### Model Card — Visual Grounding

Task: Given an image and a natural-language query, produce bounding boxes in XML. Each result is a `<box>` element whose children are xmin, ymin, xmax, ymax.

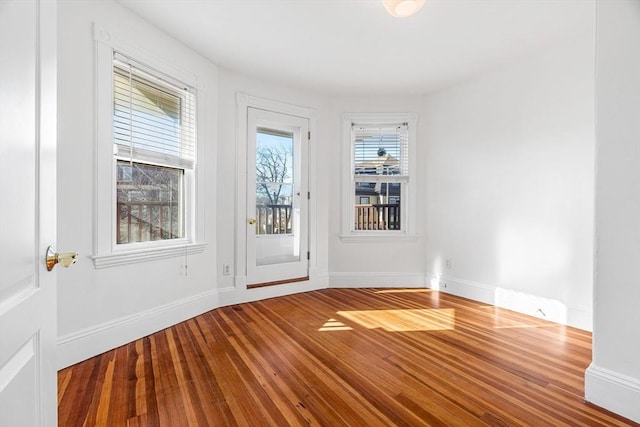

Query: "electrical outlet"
<box><xmin>445</xmin><ymin>258</ymin><xmax>452</xmax><ymax>269</ymax></box>
<box><xmin>223</xmin><ymin>264</ymin><xmax>231</xmax><ymax>275</ymax></box>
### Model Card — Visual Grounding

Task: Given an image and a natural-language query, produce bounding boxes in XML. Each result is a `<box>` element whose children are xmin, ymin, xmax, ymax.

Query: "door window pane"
<box><xmin>255</xmin><ymin>127</ymin><xmax>294</xmax><ymax>235</ymax></box>
<box><xmin>254</xmin><ymin>127</ymin><xmax>299</xmax><ymax>265</ymax></box>
<box><xmin>255</xmin><ymin>184</ymin><xmax>293</xmax><ymax>235</ymax></box>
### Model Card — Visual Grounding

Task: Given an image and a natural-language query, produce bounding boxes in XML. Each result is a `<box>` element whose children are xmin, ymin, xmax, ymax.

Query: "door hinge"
<box><xmin>308</xmin><ymin>130</ymin><xmax>311</xmax><ymax>140</ymax></box>
<box><xmin>307</xmin><ymin>191</ymin><xmax>311</xmax><ymax>200</ymax></box>
<box><xmin>307</xmin><ymin>251</ymin><xmax>310</xmax><ymax>260</ymax></box>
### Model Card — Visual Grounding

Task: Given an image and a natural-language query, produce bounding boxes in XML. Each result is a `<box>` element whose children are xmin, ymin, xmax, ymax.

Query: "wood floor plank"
<box><xmin>57</xmin><ymin>367</ymin><xmax>72</xmax><ymax>406</ymax></box>
<box><xmin>58</xmin><ymin>289</ymin><xmax>639</xmax><ymax>426</ymax></box>
<box><xmin>240</xmin><ymin>304</ymin><xmax>399</xmax><ymax>426</ymax></box>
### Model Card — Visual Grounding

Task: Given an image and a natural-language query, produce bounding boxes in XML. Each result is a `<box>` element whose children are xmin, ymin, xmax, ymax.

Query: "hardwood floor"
<box><xmin>58</xmin><ymin>288</ymin><xmax>638</xmax><ymax>426</ymax></box>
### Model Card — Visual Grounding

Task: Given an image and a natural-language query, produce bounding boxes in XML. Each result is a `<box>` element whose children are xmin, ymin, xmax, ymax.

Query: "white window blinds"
<box><xmin>352</xmin><ymin>123</ymin><xmax>409</xmax><ymax>178</ymax></box>
<box><xmin>113</xmin><ymin>52</ymin><xmax>196</xmax><ymax>169</ymax></box>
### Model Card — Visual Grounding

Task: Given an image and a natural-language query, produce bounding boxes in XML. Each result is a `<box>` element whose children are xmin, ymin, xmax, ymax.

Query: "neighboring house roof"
<box><xmin>355</xmin><ymin>154</ymin><xmax>399</xmax><ymax>175</ymax></box>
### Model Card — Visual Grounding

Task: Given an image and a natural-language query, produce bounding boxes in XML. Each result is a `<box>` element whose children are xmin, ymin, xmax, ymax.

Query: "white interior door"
<box><xmin>0</xmin><ymin>0</ymin><xmax>58</xmax><ymax>425</ymax></box>
<box><xmin>247</xmin><ymin>108</ymin><xmax>309</xmax><ymax>285</ymax></box>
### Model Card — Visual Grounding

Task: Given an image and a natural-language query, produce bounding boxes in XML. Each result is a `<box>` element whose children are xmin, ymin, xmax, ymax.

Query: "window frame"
<box><xmin>92</xmin><ymin>24</ymin><xmax>206</xmax><ymax>268</ymax></box>
<box><xmin>112</xmin><ymin>53</ymin><xmax>194</xmax><ymax>246</ymax></box>
<box><xmin>340</xmin><ymin>112</ymin><xmax>418</xmax><ymax>242</ymax></box>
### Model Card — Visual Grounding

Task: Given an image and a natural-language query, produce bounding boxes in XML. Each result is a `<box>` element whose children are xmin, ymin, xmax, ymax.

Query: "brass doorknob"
<box><xmin>248</xmin><ymin>218</ymin><xmax>256</xmax><ymax>225</ymax></box>
<box><xmin>46</xmin><ymin>245</ymin><xmax>78</xmax><ymax>271</ymax></box>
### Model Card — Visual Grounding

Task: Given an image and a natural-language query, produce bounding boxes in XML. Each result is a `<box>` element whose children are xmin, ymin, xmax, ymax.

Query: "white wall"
<box><xmin>585</xmin><ymin>0</ymin><xmax>640</xmax><ymax>422</ymax></box>
<box><xmin>56</xmin><ymin>0</ymin><xmax>330</xmax><ymax>369</ymax></box>
<box><xmin>423</xmin><ymin>31</ymin><xmax>595</xmax><ymax>330</ymax></box>
<box><xmin>327</xmin><ymin>96</ymin><xmax>428</xmax><ymax>287</ymax></box>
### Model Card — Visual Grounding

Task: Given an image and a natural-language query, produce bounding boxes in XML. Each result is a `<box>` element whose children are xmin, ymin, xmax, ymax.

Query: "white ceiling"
<box><xmin>117</xmin><ymin>0</ymin><xmax>594</xmax><ymax>96</ymax></box>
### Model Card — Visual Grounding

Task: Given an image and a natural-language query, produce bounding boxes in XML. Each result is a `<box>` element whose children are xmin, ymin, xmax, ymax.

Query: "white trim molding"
<box><xmin>426</xmin><ymin>272</ymin><xmax>593</xmax><ymax>331</ymax></box>
<box><xmin>585</xmin><ymin>363</ymin><xmax>640</xmax><ymax>423</ymax></box>
<box><xmin>57</xmin><ymin>287</ymin><xmax>221</xmax><ymax>369</ymax></box>
<box><xmin>91</xmin><ymin>242</ymin><xmax>207</xmax><ymax>268</ymax></box>
<box><xmin>219</xmin><ymin>278</ymin><xmax>325</xmax><ymax>307</ymax></box>
<box><xmin>339</xmin><ymin>234</ymin><xmax>419</xmax><ymax>243</ymax></box>
<box><xmin>329</xmin><ymin>272</ymin><xmax>426</xmax><ymax>288</ymax></box>
<box><xmin>57</xmin><ymin>276</ymin><xmax>327</xmax><ymax>369</ymax></box>
<box><xmin>427</xmin><ymin>273</ymin><xmax>495</xmax><ymax>305</ymax></box>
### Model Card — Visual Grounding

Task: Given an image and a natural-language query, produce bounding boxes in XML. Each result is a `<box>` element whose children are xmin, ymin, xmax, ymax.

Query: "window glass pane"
<box><xmin>353</xmin><ymin>125</ymin><xmax>407</xmax><ymax>176</ymax></box>
<box><xmin>354</xmin><ymin>182</ymin><xmax>401</xmax><ymax>231</ymax></box>
<box><xmin>116</xmin><ymin>160</ymin><xmax>184</xmax><ymax>244</ymax></box>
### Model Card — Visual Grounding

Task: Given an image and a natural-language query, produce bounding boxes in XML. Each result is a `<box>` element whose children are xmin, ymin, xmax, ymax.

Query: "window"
<box><xmin>112</xmin><ymin>53</ymin><xmax>195</xmax><ymax>245</ymax></box>
<box><xmin>341</xmin><ymin>113</ymin><xmax>417</xmax><ymax>240</ymax></box>
<box><xmin>92</xmin><ymin>26</ymin><xmax>208</xmax><ymax>268</ymax></box>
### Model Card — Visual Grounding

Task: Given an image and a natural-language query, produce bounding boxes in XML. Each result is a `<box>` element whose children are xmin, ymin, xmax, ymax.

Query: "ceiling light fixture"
<box><xmin>382</xmin><ymin>0</ymin><xmax>426</xmax><ymax>18</ymax></box>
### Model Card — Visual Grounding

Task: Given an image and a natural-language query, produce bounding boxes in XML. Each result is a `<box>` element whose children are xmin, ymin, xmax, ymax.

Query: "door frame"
<box><xmin>235</xmin><ymin>94</ymin><xmax>317</xmax><ymax>290</ymax></box>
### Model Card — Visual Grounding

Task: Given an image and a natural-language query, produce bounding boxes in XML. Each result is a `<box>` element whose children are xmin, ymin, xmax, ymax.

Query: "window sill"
<box><xmin>339</xmin><ymin>234</ymin><xmax>419</xmax><ymax>243</ymax></box>
<box><xmin>92</xmin><ymin>242</ymin><xmax>207</xmax><ymax>269</ymax></box>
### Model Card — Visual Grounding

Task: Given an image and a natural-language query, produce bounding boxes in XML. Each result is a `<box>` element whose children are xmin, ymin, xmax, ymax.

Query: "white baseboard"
<box><xmin>219</xmin><ymin>277</ymin><xmax>327</xmax><ymax>307</ymax></box>
<box><xmin>329</xmin><ymin>272</ymin><xmax>426</xmax><ymax>288</ymax></box>
<box><xmin>427</xmin><ymin>273</ymin><xmax>592</xmax><ymax>331</ymax></box>
<box><xmin>58</xmin><ymin>271</ymin><xmax>591</xmax><ymax>370</ymax></box>
<box><xmin>57</xmin><ymin>288</ymin><xmax>221</xmax><ymax>370</ymax></box>
<box><xmin>428</xmin><ymin>274</ymin><xmax>495</xmax><ymax>304</ymax></box>
<box><xmin>57</xmin><ymin>277</ymin><xmax>328</xmax><ymax>369</ymax></box>
<box><xmin>585</xmin><ymin>363</ymin><xmax>640</xmax><ymax>423</ymax></box>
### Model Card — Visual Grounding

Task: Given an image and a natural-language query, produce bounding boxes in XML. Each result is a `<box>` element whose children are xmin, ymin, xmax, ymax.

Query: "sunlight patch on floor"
<box><xmin>318</xmin><ymin>318</ymin><xmax>353</xmax><ymax>332</ymax></box>
<box><xmin>336</xmin><ymin>308</ymin><xmax>455</xmax><ymax>332</ymax></box>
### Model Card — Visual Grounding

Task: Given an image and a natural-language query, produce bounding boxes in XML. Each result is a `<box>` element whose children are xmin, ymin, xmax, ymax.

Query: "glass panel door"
<box><xmin>247</xmin><ymin>108</ymin><xmax>308</xmax><ymax>285</ymax></box>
